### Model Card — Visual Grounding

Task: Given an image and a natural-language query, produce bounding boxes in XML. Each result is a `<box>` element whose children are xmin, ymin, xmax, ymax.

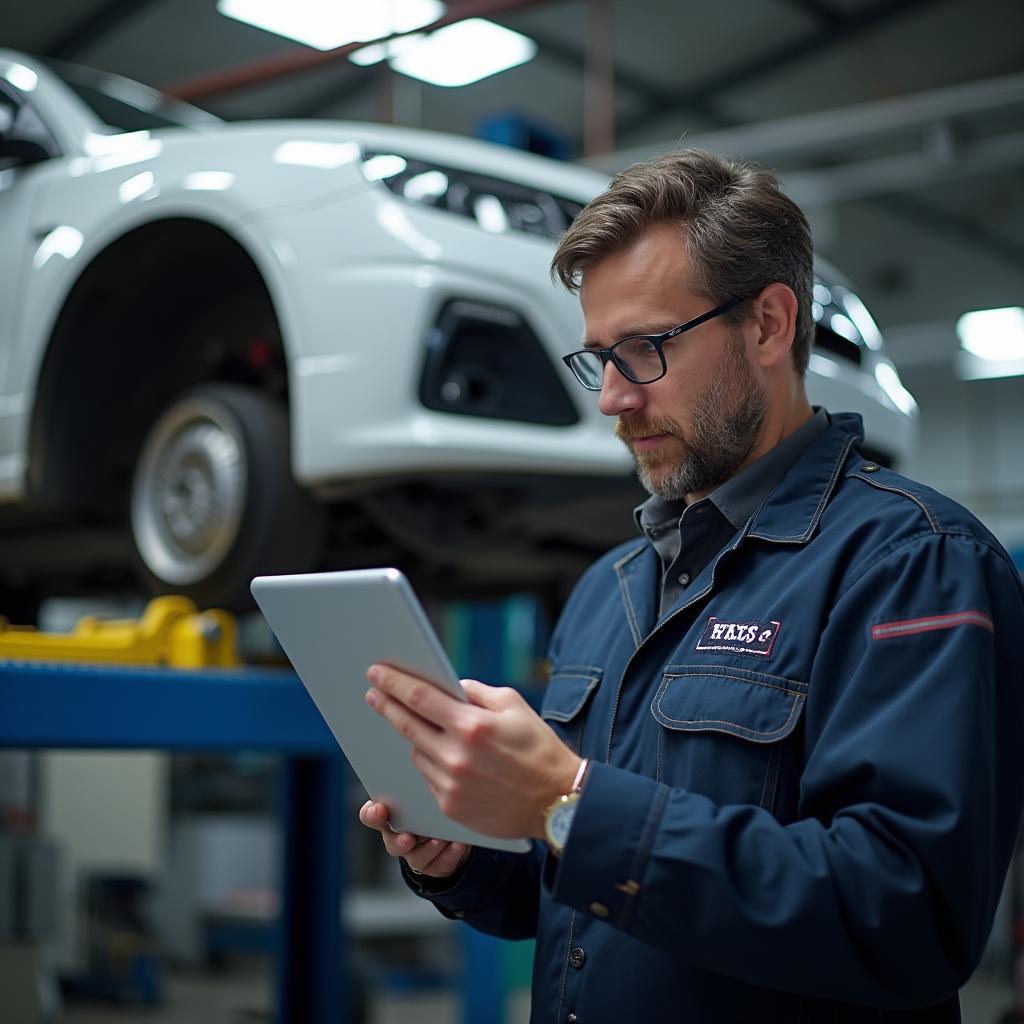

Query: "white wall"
<box><xmin>40</xmin><ymin>751</ymin><xmax>167</xmax><ymax>971</ymax></box>
<box><xmin>900</xmin><ymin>364</ymin><xmax>1024</xmax><ymax>558</ymax></box>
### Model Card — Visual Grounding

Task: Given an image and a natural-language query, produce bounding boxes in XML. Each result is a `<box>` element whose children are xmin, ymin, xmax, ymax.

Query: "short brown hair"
<box><xmin>551</xmin><ymin>149</ymin><xmax>815</xmax><ymax>376</ymax></box>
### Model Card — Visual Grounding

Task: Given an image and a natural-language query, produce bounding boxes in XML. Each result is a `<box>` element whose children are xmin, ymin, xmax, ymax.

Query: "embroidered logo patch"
<box><xmin>696</xmin><ymin>617</ymin><xmax>780</xmax><ymax>658</ymax></box>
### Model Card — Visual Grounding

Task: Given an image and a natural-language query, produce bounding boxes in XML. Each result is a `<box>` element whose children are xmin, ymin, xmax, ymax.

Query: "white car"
<box><xmin>0</xmin><ymin>50</ymin><xmax>917</xmax><ymax>610</ymax></box>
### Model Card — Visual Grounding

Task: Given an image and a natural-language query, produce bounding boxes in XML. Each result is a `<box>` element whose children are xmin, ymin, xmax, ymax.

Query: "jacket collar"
<box><xmin>745</xmin><ymin>411</ymin><xmax>863</xmax><ymax>543</ymax></box>
<box><xmin>614</xmin><ymin>412</ymin><xmax>864</xmax><ymax>639</ymax></box>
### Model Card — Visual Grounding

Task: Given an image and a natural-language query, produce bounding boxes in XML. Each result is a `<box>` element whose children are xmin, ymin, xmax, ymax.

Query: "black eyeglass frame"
<box><xmin>561</xmin><ymin>294</ymin><xmax>749</xmax><ymax>391</ymax></box>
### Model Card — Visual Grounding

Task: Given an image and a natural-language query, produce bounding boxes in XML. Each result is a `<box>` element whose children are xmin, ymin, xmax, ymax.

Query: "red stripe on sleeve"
<box><xmin>871</xmin><ymin>610</ymin><xmax>994</xmax><ymax>641</ymax></box>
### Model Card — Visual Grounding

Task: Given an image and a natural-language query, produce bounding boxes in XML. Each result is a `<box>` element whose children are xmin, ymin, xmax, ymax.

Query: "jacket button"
<box><xmin>677</xmin><ymin>571</ymin><xmax>690</xmax><ymax>586</ymax></box>
<box><xmin>861</xmin><ymin>462</ymin><xmax>880</xmax><ymax>472</ymax></box>
<box><xmin>589</xmin><ymin>900</ymin><xmax>610</xmax><ymax>919</ymax></box>
<box><xmin>570</xmin><ymin>947</ymin><xmax>586</xmax><ymax>968</ymax></box>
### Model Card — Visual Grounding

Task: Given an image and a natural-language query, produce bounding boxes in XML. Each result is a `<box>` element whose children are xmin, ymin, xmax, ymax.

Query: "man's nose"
<box><xmin>597</xmin><ymin>359</ymin><xmax>644</xmax><ymax>417</ymax></box>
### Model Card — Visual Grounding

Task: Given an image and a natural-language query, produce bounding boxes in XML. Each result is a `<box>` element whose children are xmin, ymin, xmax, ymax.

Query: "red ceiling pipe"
<box><xmin>376</xmin><ymin>63</ymin><xmax>395</xmax><ymax>125</ymax></box>
<box><xmin>583</xmin><ymin>0</ymin><xmax>615</xmax><ymax>157</ymax></box>
<box><xmin>164</xmin><ymin>0</ymin><xmax>560</xmax><ymax>102</ymax></box>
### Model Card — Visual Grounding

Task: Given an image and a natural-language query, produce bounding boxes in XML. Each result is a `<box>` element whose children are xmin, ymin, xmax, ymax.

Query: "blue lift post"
<box><xmin>446</xmin><ymin>595</ymin><xmax>549</xmax><ymax>1024</ymax></box>
<box><xmin>0</xmin><ymin>661</ymin><xmax>347</xmax><ymax>1024</ymax></box>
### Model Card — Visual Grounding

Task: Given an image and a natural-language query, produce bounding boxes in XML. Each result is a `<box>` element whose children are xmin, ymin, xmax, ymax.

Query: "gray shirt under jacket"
<box><xmin>634</xmin><ymin>407</ymin><xmax>828</xmax><ymax>616</ymax></box>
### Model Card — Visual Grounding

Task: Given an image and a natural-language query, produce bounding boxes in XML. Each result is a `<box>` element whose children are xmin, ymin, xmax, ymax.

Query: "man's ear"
<box><xmin>750</xmin><ymin>283</ymin><xmax>798</xmax><ymax>369</ymax></box>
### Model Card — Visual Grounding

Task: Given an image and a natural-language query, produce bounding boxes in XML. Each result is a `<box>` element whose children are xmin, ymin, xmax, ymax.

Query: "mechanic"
<box><xmin>359</xmin><ymin>149</ymin><xmax>1024</xmax><ymax>1022</ymax></box>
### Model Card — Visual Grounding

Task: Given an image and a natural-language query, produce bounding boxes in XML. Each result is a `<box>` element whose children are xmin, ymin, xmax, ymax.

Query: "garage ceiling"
<box><xmin>6</xmin><ymin>0</ymin><xmax>1023</xmax><ymax>372</ymax></box>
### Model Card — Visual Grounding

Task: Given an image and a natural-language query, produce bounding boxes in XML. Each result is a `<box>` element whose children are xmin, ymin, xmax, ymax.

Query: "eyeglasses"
<box><xmin>561</xmin><ymin>295</ymin><xmax>747</xmax><ymax>391</ymax></box>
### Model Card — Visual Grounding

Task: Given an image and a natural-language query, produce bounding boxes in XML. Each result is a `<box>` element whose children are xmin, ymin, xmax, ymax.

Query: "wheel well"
<box><xmin>28</xmin><ymin>218</ymin><xmax>287</xmax><ymax>518</ymax></box>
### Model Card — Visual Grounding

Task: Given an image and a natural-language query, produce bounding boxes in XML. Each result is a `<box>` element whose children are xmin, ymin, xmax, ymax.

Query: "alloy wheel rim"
<box><xmin>131</xmin><ymin>398</ymin><xmax>247</xmax><ymax>586</ymax></box>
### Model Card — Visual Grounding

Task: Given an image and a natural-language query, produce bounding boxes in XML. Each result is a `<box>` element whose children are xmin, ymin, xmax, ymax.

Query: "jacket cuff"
<box><xmin>401</xmin><ymin>844</ymin><xmax>532</xmax><ymax>919</ymax></box>
<box><xmin>544</xmin><ymin>761</ymin><xmax>668</xmax><ymax>930</ymax></box>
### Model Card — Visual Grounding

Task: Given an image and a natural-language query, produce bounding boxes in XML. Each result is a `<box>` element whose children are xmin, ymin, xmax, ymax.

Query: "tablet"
<box><xmin>250</xmin><ymin>568</ymin><xmax>530</xmax><ymax>853</ymax></box>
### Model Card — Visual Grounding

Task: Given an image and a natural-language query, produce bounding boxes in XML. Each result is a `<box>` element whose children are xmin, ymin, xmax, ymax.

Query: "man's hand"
<box><xmin>358</xmin><ymin>799</ymin><xmax>471</xmax><ymax>878</ymax></box>
<box><xmin>365</xmin><ymin>665</ymin><xmax>581</xmax><ymax>840</ymax></box>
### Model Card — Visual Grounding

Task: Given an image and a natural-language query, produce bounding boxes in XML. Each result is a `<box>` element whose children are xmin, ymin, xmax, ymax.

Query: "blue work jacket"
<box><xmin>408</xmin><ymin>411</ymin><xmax>1024</xmax><ymax>1023</ymax></box>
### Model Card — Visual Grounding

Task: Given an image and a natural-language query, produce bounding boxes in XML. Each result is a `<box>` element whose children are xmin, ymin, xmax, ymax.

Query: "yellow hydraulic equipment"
<box><xmin>0</xmin><ymin>596</ymin><xmax>239</xmax><ymax>668</ymax></box>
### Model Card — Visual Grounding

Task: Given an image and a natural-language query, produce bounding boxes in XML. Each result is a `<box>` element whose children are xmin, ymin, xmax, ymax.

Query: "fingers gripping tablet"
<box><xmin>251</xmin><ymin>568</ymin><xmax>530</xmax><ymax>853</ymax></box>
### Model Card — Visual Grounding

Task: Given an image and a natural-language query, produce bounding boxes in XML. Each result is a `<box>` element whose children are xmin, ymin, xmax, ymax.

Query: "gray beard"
<box><xmin>635</xmin><ymin>344</ymin><xmax>769</xmax><ymax>501</ymax></box>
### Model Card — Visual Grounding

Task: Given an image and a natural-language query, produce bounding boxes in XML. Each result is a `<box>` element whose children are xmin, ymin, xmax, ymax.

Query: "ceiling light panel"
<box><xmin>956</xmin><ymin>306</ymin><xmax>1024</xmax><ymax>380</ymax></box>
<box><xmin>217</xmin><ymin>0</ymin><xmax>445</xmax><ymax>51</ymax></box>
<box><xmin>957</xmin><ymin>307</ymin><xmax>1024</xmax><ymax>362</ymax></box>
<box><xmin>352</xmin><ymin>18</ymin><xmax>537</xmax><ymax>87</ymax></box>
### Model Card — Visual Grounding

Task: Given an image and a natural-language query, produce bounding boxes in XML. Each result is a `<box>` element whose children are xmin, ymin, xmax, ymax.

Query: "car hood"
<box><xmin>140</xmin><ymin>118</ymin><xmax>610</xmax><ymax>205</ymax></box>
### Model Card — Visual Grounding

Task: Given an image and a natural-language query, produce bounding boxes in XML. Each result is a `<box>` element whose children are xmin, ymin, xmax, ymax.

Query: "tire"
<box><xmin>129</xmin><ymin>383</ymin><xmax>324</xmax><ymax>610</ymax></box>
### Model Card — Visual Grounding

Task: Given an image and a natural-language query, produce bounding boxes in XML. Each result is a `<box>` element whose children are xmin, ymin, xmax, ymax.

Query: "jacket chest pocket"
<box><xmin>540</xmin><ymin>666</ymin><xmax>602</xmax><ymax>754</ymax></box>
<box><xmin>651</xmin><ymin>664</ymin><xmax>806</xmax><ymax>813</ymax></box>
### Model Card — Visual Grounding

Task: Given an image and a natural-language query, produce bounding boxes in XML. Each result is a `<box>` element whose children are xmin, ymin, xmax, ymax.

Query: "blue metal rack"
<box><xmin>0</xmin><ymin>660</ymin><xmax>348</xmax><ymax>1023</ymax></box>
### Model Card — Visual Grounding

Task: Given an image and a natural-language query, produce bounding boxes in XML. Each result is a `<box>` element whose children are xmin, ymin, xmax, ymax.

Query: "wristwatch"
<box><xmin>543</xmin><ymin>758</ymin><xmax>590</xmax><ymax>856</ymax></box>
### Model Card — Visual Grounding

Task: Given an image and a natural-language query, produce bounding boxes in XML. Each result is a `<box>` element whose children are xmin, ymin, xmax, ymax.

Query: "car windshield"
<box><xmin>41</xmin><ymin>56</ymin><xmax>221</xmax><ymax>133</ymax></box>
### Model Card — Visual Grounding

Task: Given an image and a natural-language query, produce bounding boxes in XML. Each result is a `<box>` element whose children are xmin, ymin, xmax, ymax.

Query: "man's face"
<box><xmin>579</xmin><ymin>223</ymin><xmax>768</xmax><ymax>502</ymax></box>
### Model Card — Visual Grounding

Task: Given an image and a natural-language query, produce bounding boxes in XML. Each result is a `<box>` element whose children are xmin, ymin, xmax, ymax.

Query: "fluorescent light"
<box><xmin>352</xmin><ymin>18</ymin><xmax>537</xmax><ymax>87</ymax></box>
<box><xmin>956</xmin><ymin>307</ymin><xmax>1024</xmax><ymax>362</ymax></box>
<box><xmin>217</xmin><ymin>0</ymin><xmax>445</xmax><ymax>51</ymax></box>
<box><xmin>956</xmin><ymin>307</ymin><xmax>1024</xmax><ymax>380</ymax></box>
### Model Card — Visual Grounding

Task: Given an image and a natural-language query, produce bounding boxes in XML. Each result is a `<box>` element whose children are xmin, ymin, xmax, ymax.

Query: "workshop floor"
<box><xmin>59</xmin><ymin>963</ymin><xmax>532</xmax><ymax>1024</ymax></box>
<box><xmin>57</xmin><ymin>964</ymin><xmax>1013</xmax><ymax>1023</ymax></box>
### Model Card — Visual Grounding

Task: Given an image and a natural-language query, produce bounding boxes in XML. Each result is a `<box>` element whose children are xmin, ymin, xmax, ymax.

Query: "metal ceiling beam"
<box><xmin>615</xmin><ymin>0</ymin><xmax>945</xmax><ymax>140</ymax></box>
<box><xmin>163</xmin><ymin>0</ymin><xmax>560</xmax><ymax>103</ymax></box>
<box><xmin>782</xmin><ymin>130</ymin><xmax>1024</xmax><ymax>207</ymax></box>
<box><xmin>43</xmin><ymin>0</ymin><xmax>160</xmax><ymax>61</ymax></box>
<box><xmin>592</xmin><ymin>68</ymin><xmax>1024</xmax><ymax>283</ymax></box>
<box><xmin>596</xmin><ymin>71</ymin><xmax>1024</xmax><ymax>170</ymax></box>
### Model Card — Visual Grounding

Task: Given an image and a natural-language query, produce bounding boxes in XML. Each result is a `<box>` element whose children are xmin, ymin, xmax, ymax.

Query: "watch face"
<box><xmin>546</xmin><ymin>795</ymin><xmax>579</xmax><ymax>849</ymax></box>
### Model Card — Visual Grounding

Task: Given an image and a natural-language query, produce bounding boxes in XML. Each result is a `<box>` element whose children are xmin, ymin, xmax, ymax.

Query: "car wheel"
<box><xmin>130</xmin><ymin>383</ymin><xmax>324</xmax><ymax>610</ymax></box>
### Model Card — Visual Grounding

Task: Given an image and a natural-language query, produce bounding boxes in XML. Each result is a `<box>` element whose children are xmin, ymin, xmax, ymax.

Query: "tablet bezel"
<box><xmin>251</xmin><ymin>568</ymin><xmax>531</xmax><ymax>854</ymax></box>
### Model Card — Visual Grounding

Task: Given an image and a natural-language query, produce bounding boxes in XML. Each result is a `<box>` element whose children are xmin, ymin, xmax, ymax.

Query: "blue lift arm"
<box><xmin>0</xmin><ymin>661</ymin><xmax>347</xmax><ymax>1024</ymax></box>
